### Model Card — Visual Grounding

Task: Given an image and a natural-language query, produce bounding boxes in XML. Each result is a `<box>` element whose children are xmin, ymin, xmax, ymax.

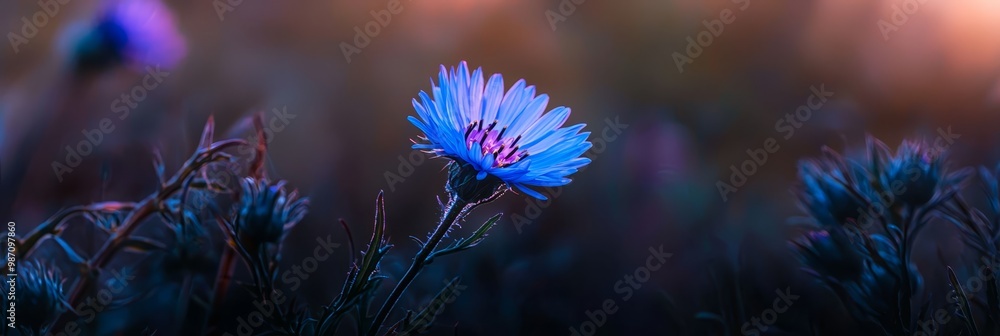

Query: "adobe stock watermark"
<box><xmin>383</xmin><ymin>150</ymin><xmax>434</xmax><ymax>193</ymax></box>
<box><xmin>569</xmin><ymin>245</ymin><xmax>671</xmax><ymax>336</ymax></box>
<box><xmin>716</xmin><ymin>84</ymin><xmax>834</xmax><ymax>202</ymax></box>
<box><xmin>512</xmin><ymin>116</ymin><xmax>628</xmax><ymax>234</ymax></box>
<box><xmin>912</xmin><ymin>256</ymin><xmax>1000</xmax><ymax>336</ymax></box>
<box><xmin>213</xmin><ymin>0</ymin><xmax>246</xmax><ymax>21</ymax></box>
<box><xmin>340</xmin><ymin>0</ymin><xmax>413</xmax><ymax>63</ymax></box>
<box><xmin>397</xmin><ymin>279</ymin><xmax>468</xmax><ymax>335</ymax></box>
<box><xmin>49</xmin><ymin>268</ymin><xmax>136</xmax><ymax>336</ymax></box>
<box><xmin>232</xmin><ymin>107</ymin><xmax>297</xmax><ymax>162</ymax></box>
<box><xmin>672</xmin><ymin>0</ymin><xmax>750</xmax><ymax>73</ymax></box>
<box><xmin>5</xmin><ymin>222</ymin><xmax>14</xmax><ymax>330</ymax></box>
<box><xmin>188</xmin><ymin>106</ymin><xmax>298</xmax><ymax>210</ymax></box>
<box><xmin>740</xmin><ymin>287</ymin><xmax>799</xmax><ymax>336</ymax></box>
<box><xmin>545</xmin><ymin>0</ymin><xmax>589</xmax><ymax>32</ymax></box>
<box><xmin>51</xmin><ymin>65</ymin><xmax>171</xmax><ymax>182</ymax></box>
<box><xmin>7</xmin><ymin>0</ymin><xmax>73</xmax><ymax>54</ymax></box>
<box><xmin>224</xmin><ymin>235</ymin><xmax>339</xmax><ymax>336</ymax></box>
<box><xmin>279</xmin><ymin>235</ymin><xmax>340</xmax><ymax>291</ymax></box>
<box><xmin>877</xmin><ymin>0</ymin><xmax>929</xmax><ymax>41</ymax></box>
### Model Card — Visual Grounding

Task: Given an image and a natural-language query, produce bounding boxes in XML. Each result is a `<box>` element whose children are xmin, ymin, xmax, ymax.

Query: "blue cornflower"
<box><xmin>408</xmin><ymin>61</ymin><xmax>592</xmax><ymax>201</ymax></box>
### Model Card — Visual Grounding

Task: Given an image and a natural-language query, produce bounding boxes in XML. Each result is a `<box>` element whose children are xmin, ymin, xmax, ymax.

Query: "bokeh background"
<box><xmin>3</xmin><ymin>0</ymin><xmax>1000</xmax><ymax>335</ymax></box>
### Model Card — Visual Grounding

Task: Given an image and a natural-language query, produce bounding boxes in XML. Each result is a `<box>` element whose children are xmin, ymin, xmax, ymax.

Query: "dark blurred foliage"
<box><xmin>4</xmin><ymin>0</ymin><xmax>1000</xmax><ymax>335</ymax></box>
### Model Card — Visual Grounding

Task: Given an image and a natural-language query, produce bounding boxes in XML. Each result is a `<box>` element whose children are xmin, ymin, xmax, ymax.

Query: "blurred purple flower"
<box><xmin>59</xmin><ymin>0</ymin><xmax>186</xmax><ymax>72</ymax></box>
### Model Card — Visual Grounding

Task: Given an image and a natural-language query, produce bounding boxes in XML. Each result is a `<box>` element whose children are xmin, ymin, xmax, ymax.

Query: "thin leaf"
<box><xmin>318</xmin><ymin>192</ymin><xmax>393</xmax><ymax>335</ymax></box>
<box><xmin>199</xmin><ymin>115</ymin><xmax>215</xmax><ymax>149</ymax></box>
<box><xmin>397</xmin><ymin>277</ymin><xmax>463</xmax><ymax>335</ymax></box>
<box><xmin>152</xmin><ymin>147</ymin><xmax>166</xmax><ymax>187</ymax></box>
<box><xmin>428</xmin><ymin>213</ymin><xmax>502</xmax><ymax>261</ymax></box>
<box><xmin>948</xmin><ymin>266</ymin><xmax>982</xmax><ymax>336</ymax></box>
<box><xmin>340</xmin><ymin>218</ymin><xmax>357</xmax><ymax>268</ymax></box>
<box><xmin>986</xmin><ymin>266</ymin><xmax>1000</xmax><ymax>327</ymax></box>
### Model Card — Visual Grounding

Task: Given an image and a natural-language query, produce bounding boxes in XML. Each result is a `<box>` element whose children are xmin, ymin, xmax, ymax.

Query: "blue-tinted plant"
<box><xmin>209</xmin><ymin>174</ymin><xmax>309</xmax><ymax>333</ymax></box>
<box><xmin>367</xmin><ymin>61</ymin><xmax>592</xmax><ymax>335</ymax></box>
<box><xmin>882</xmin><ymin>141</ymin><xmax>946</xmax><ymax>207</ymax></box>
<box><xmin>233</xmin><ymin>178</ymin><xmax>308</xmax><ymax>251</ymax></box>
<box><xmin>790</xmin><ymin>136</ymin><xmax>969</xmax><ymax>334</ymax></box>
<box><xmin>302</xmin><ymin>195</ymin><xmax>392</xmax><ymax>335</ymax></box>
<box><xmin>936</xmin><ymin>164</ymin><xmax>1000</xmax><ymax>335</ymax></box>
<box><xmin>7</xmin><ymin>261</ymin><xmax>66</xmax><ymax>335</ymax></box>
<box><xmin>213</xmin><ymin>176</ymin><xmax>308</xmax><ymax>297</ymax></box>
<box><xmin>797</xmin><ymin>151</ymin><xmax>870</xmax><ymax>229</ymax></box>
<box><xmin>207</xmin><ymin>113</ymin><xmax>310</xmax><ymax>334</ymax></box>
<box><xmin>791</xmin><ymin>228</ymin><xmax>867</xmax><ymax>283</ymax></box>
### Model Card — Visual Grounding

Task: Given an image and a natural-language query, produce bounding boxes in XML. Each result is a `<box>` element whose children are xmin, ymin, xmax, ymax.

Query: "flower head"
<box><xmin>409</xmin><ymin>61</ymin><xmax>592</xmax><ymax>201</ymax></box>
<box><xmin>61</xmin><ymin>0</ymin><xmax>186</xmax><ymax>73</ymax></box>
<box><xmin>797</xmin><ymin>156</ymin><xmax>869</xmax><ymax>227</ymax></box>
<box><xmin>17</xmin><ymin>261</ymin><xmax>66</xmax><ymax>333</ymax></box>
<box><xmin>882</xmin><ymin>140</ymin><xmax>947</xmax><ymax>207</ymax></box>
<box><xmin>234</xmin><ymin>178</ymin><xmax>309</xmax><ymax>248</ymax></box>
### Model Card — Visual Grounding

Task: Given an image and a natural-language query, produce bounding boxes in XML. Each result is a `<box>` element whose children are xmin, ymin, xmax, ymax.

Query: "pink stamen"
<box><xmin>464</xmin><ymin>120</ymin><xmax>528</xmax><ymax>168</ymax></box>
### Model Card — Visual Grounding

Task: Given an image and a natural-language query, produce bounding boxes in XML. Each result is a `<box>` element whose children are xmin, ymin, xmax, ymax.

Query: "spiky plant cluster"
<box><xmin>216</xmin><ymin>176</ymin><xmax>308</xmax><ymax>298</ymax></box>
<box><xmin>18</xmin><ymin>116</ymin><xmax>244</xmax><ymax>334</ymax></box>
<box><xmin>935</xmin><ymin>164</ymin><xmax>1000</xmax><ymax>335</ymax></box>
<box><xmin>789</xmin><ymin>136</ymin><xmax>980</xmax><ymax>334</ymax></box>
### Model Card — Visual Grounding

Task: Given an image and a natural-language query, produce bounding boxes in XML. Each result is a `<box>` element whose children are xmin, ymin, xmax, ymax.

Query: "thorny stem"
<box><xmin>367</xmin><ymin>197</ymin><xmax>469</xmax><ymax>336</ymax></box>
<box><xmin>49</xmin><ymin>140</ymin><xmax>243</xmax><ymax>331</ymax></box>
<box><xmin>20</xmin><ymin>202</ymin><xmax>137</xmax><ymax>257</ymax></box>
<box><xmin>74</xmin><ymin>169</ymin><xmax>187</xmax><ymax>299</ymax></box>
<box><xmin>67</xmin><ymin>201</ymin><xmax>158</xmax><ymax>303</ymax></box>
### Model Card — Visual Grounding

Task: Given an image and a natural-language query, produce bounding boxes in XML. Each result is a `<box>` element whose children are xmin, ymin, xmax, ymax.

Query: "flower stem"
<box><xmin>367</xmin><ymin>197</ymin><xmax>468</xmax><ymax>336</ymax></box>
<box><xmin>898</xmin><ymin>207</ymin><xmax>916</xmax><ymax>332</ymax></box>
<box><xmin>206</xmin><ymin>247</ymin><xmax>237</xmax><ymax>331</ymax></box>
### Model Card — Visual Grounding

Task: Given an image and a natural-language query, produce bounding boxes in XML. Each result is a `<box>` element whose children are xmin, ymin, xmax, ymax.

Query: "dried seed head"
<box><xmin>234</xmin><ymin>177</ymin><xmax>309</xmax><ymax>249</ymax></box>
